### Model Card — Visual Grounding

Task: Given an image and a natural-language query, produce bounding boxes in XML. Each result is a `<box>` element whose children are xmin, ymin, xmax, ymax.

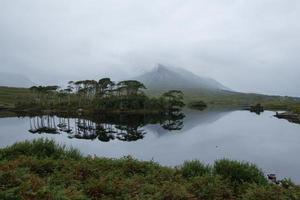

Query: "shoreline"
<box><xmin>274</xmin><ymin>111</ymin><xmax>300</xmax><ymax>124</ymax></box>
<box><xmin>0</xmin><ymin>107</ymin><xmax>169</xmax><ymax>118</ymax></box>
<box><xmin>1</xmin><ymin>105</ymin><xmax>300</xmax><ymax>126</ymax></box>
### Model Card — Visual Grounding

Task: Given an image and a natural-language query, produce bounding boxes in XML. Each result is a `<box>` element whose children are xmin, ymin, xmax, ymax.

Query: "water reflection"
<box><xmin>28</xmin><ymin>112</ymin><xmax>185</xmax><ymax>142</ymax></box>
<box><xmin>29</xmin><ymin>116</ymin><xmax>58</xmax><ymax>134</ymax></box>
<box><xmin>1</xmin><ymin>110</ymin><xmax>300</xmax><ymax>183</ymax></box>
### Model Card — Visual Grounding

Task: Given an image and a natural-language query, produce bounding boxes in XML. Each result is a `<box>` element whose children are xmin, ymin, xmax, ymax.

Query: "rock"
<box><xmin>250</xmin><ymin>104</ymin><xmax>264</xmax><ymax>113</ymax></box>
<box><xmin>244</xmin><ymin>103</ymin><xmax>264</xmax><ymax>114</ymax></box>
<box><xmin>267</xmin><ymin>174</ymin><xmax>277</xmax><ymax>184</ymax></box>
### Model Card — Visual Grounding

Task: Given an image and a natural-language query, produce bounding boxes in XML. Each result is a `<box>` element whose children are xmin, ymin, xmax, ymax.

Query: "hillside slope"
<box><xmin>0</xmin><ymin>72</ymin><xmax>34</xmax><ymax>88</ymax></box>
<box><xmin>135</xmin><ymin>64</ymin><xmax>230</xmax><ymax>91</ymax></box>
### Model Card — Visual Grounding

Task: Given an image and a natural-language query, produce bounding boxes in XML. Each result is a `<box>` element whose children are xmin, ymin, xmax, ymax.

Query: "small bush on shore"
<box><xmin>0</xmin><ymin>139</ymin><xmax>299</xmax><ymax>200</ymax></box>
<box><xmin>180</xmin><ymin>160</ymin><xmax>211</xmax><ymax>178</ymax></box>
<box><xmin>0</xmin><ymin>138</ymin><xmax>81</xmax><ymax>160</ymax></box>
<box><xmin>214</xmin><ymin>159</ymin><xmax>268</xmax><ymax>185</ymax></box>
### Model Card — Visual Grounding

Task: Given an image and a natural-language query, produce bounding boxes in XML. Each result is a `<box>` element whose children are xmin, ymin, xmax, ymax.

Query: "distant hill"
<box><xmin>0</xmin><ymin>72</ymin><xmax>34</xmax><ymax>88</ymax></box>
<box><xmin>134</xmin><ymin>64</ymin><xmax>231</xmax><ymax>92</ymax></box>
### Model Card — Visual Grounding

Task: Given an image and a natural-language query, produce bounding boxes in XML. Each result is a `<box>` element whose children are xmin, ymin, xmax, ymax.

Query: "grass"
<box><xmin>0</xmin><ymin>139</ymin><xmax>299</xmax><ymax>199</ymax></box>
<box><xmin>0</xmin><ymin>139</ymin><xmax>81</xmax><ymax>160</ymax></box>
<box><xmin>214</xmin><ymin>159</ymin><xmax>268</xmax><ymax>185</ymax></box>
<box><xmin>180</xmin><ymin>160</ymin><xmax>210</xmax><ymax>178</ymax></box>
<box><xmin>0</xmin><ymin>86</ymin><xmax>31</xmax><ymax>108</ymax></box>
<box><xmin>147</xmin><ymin>89</ymin><xmax>300</xmax><ymax>114</ymax></box>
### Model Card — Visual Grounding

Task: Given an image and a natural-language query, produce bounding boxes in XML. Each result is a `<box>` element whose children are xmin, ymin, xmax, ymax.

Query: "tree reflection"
<box><xmin>29</xmin><ymin>116</ymin><xmax>58</xmax><ymax>134</ymax></box>
<box><xmin>161</xmin><ymin>112</ymin><xmax>185</xmax><ymax>131</ymax></box>
<box><xmin>28</xmin><ymin>111</ymin><xmax>185</xmax><ymax>142</ymax></box>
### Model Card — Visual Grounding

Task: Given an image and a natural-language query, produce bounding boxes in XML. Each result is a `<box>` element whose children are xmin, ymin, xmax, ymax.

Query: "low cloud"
<box><xmin>0</xmin><ymin>0</ymin><xmax>299</xmax><ymax>96</ymax></box>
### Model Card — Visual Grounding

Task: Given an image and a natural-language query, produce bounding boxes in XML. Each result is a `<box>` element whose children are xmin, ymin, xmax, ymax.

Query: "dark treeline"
<box><xmin>16</xmin><ymin>78</ymin><xmax>185</xmax><ymax>114</ymax></box>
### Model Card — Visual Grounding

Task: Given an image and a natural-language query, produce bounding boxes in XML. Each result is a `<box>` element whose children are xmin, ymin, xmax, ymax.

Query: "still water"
<box><xmin>1</xmin><ymin>109</ymin><xmax>300</xmax><ymax>182</ymax></box>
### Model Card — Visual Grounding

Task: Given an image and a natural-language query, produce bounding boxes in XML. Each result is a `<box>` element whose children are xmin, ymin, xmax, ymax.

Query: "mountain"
<box><xmin>0</xmin><ymin>72</ymin><xmax>35</xmax><ymax>88</ymax></box>
<box><xmin>134</xmin><ymin>64</ymin><xmax>231</xmax><ymax>91</ymax></box>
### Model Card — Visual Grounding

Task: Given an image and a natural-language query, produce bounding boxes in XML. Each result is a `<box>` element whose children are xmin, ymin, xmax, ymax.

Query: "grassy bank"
<box><xmin>0</xmin><ymin>139</ymin><xmax>299</xmax><ymax>199</ymax></box>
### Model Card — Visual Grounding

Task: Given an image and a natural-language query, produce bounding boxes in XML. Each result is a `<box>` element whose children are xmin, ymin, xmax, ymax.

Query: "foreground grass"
<box><xmin>1</xmin><ymin>139</ymin><xmax>300</xmax><ymax>199</ymax></box>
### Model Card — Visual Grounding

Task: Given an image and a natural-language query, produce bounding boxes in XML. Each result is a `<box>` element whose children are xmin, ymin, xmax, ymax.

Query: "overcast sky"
<box><xmin>0</xmin><ymin>0</ymin><xmax>300</xmax><ymax>96</ymax></box>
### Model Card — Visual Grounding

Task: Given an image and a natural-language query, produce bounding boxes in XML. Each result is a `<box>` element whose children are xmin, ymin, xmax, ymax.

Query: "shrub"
<box><xmin>0</xmin><ymin>187</ymin><xmax>20</xmax><ymax>200</ymax></box>
<box><xmin>29</xmin><ymin>159</ymin><xmax>56</xmax><ymax>177</ymax></box>
<box><xmin>0</xmin><ymin>171</ymin><xmax>22</xmax><ymax>190</ymax></box>
<box><xmin>240</xmin><ymin>183</ymin><xmax>300</xmax><ymax>200</ymax></box>
<box><xmin>156</xmin><ymin>182</ymin><xmax>192</xmax><ymax>200</ymax></box>
<box><xmin>180</xmin><ymin>160</ymin><xmax>211</xmax><ymax>179</ymax></box>
<box><xmin>1</xmin><ymin>140</ymin><xmax>299</xmax><ymax>199</ymax></box>
<box><xmin>0</xmin><ymin>138</ymin><xmax>81</xmax><ymax>160</ymax></box>
<box><xmin>188</xmin><ymin>175</ymin><xmax>234</xmax><ymax>200</ymax></box>
<box><xmin>214</xmin><ymin>159</ymin><xmax>268</xmax><ymax>185</ymax></box>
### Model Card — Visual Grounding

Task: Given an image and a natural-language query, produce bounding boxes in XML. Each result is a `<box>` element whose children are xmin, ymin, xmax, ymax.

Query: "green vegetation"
<box><xmin>1</xmin><ymin>139</ymin><xmax>299</xmax><ymax>199</ymax></box>
<box><xmin>23</xmin><ymin>80</ymin><xmax>184</xmax><ymax>114</ymax></box>
<box><xmin>181</xmin><ymin>160</ymin><xmax>210</xmax><ymax>178</ymax></box>
<box><xmin>0</xmin><ymin>139</ymin><xmax>81</xmax><ymax>160</ymax></box>
<box><xmin>0</xmin><ymin>79</ymin><xmax>185</xmax><ymax>116</ymax></box>
<box><xmin>0</xmin><ymin>87</ymin><xmax>31</xmax><ymax>108</ymax></box>
<box><xmin>147</xmin><ymin>89</ymin><xmax>300</xmax><ymax>114</ymax></box>
<box><xmin>1</xmin><ymin>85</ymin><xmax>300</xmax><ymax>117</ymax></box>
<box><xmin>188</xmin><ymin>101</ymin><xmax>207</xmax><ymax>110</ymax></box>
<box><xmin>214</xmin><ymin>159</ymin><xmax>268</xmax><ymax>186</ymax></box>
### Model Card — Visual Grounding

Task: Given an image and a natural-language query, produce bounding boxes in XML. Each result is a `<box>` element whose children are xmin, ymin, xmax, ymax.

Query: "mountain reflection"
<box><xmin>28</xmin><ymin>112</ymin><xmax>185</xmax><ymax>142</ymax></box>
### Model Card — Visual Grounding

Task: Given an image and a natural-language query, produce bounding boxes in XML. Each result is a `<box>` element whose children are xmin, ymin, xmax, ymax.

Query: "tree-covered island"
<box><xmin>14</xmin><ymin>78</ymin><xmax>185</xmax><ymax>116</ymax></box>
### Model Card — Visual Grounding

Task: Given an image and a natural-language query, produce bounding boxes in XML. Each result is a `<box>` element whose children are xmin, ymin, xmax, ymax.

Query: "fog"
<box><xmin>0</xmin><ymin>0</ymin><xmax>300</xmax><ymax>96</ymax></box>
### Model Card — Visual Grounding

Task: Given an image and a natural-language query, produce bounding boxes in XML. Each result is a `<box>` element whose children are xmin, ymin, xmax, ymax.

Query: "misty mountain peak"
<box><xmin>135</xmin><ymin>64</ymin><xmax>230</xmax><ymax>92</ymax></box>
<box><xmin>154</xmin><ymin>63</ymin><xmax>170</xmax><ymax>73</ymax></box>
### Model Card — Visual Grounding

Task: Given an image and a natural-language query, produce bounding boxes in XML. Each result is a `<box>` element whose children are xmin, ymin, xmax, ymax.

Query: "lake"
<box><xmin>1</xmin><ymin>109</ymin><xmax>300</xmax><ymax>183</ymax></box>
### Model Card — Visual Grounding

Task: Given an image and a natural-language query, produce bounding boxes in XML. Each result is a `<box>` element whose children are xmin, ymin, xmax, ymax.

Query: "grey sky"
<box><xmin>0</xmin><ymin>0</ymin><xmax>300</xmax><ymax>96</ymax></box>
